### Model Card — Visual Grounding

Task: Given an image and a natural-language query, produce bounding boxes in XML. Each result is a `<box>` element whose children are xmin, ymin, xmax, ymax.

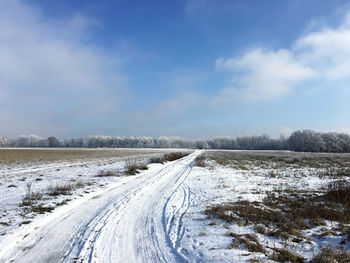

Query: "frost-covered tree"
<box><xmin>215</xmin><ymin>137</ymin><xmax>237</xmax><ymax>149</ymax></box>
<box><xmin>321</xmin><ymin>133</ymin><xmax>342</xmax><ymax>153</ymax></box>
<box><xmin>289</xmin><ymin>130</ymin><xmax>350</xmax><ymax>153</ymax></box>
<box><xmin>290</xmin><ymin>130</ymin><xmax>316</xmax><ymax>152</ymax></box>
<box><xmin>2</xmin><ymin>130</ymin><xmax>350</xmax><ymax>152</ymax></box>
<box><xmin>14</xmin><ymin>135</ymin><xmax>46</xmax><ymax>147</ymax></box>
<box><xmin>337</xmin><ymin>133</ymin><xmax>350</xmax><ymax>152</ymax></box>
<box><xmin>195</xmin><ymin>140</ymin><xmax>209</xmax><ymax>149</ymax></box>
<box><xmin>0</xmin><ymin>137</ymin><xmax>12</xmax><ymax>147</ymax></box>
<box><xmin>47</xmin><ymin>136</ymin><xmax>61</xmax><ymax>147</ymax></box>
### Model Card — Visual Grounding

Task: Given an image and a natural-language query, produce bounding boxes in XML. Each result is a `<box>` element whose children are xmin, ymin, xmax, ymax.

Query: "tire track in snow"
<box><xmin>162</xmin><ymin>166</ymin><xmax>192</xmax><ymax>262</ymax></box>
<box><xmin>80</xmin><ymin>151</ymin><xmax>200</xmax><ymax>263</ymax></box>
<box><xmin>63</xmin><ymin>158</ymin><xmax>182</xmax><ymax>262</ymax></box>
<box><xmin>1</xmin><ymin>151</ymin><xmax>201</xmax><ymax>263</ymax></box>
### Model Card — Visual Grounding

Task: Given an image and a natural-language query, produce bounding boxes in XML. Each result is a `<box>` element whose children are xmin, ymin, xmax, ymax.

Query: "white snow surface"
<box><xmin>1</xmin><ymin>150</ymin><xmax>349</xmax><ymax>262</ymax></box>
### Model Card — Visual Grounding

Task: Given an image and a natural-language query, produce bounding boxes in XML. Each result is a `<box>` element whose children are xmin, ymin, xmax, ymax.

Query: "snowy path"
<box><xmin>0</xmin><ymin>151</ymin><xmax>200</xmax><ymax>263</ymax></box>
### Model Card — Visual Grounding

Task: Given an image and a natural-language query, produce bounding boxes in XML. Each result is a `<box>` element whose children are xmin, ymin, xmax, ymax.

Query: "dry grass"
<box><xmin>194</xmin><ymin>154</ymin><xmax>207</xmax><ymax>167</ymax></box>
<box><xmin>263</xmin><ymin>193</ymin><xmax>350</xmax><ymax>225</ymax></box>
<box><xmin>270</xmin><ymin>248</ymin><xmax>305</xmax><ymax>263</ymax></box>
<box><xmin>206</xmin><ymin>180</ymin><xmax>350</xmax><ymax>246</ymax></box>
<box><xmin>249</xmin><ymin>259</ymin><xmax>263</xmax><ymax>263</ymax></box>
<box><xmin>206</xmin><ymin>202</ymin><xmax>284</xmax><ymax>226</ymax></box>
<box><xmin>21</xmin><ymin>192</ymin><xmax>43</xmax><ymax>206</ymax></box>
<box><xmin>229</xmin><ymin>233</ymin><xmax>265</xmax><ymax>254</ymax></box>
<box><xmin>205</xmin><ymin>151</ymin><xmax>350</xmax><ymax>262</ymax></box>
<box><xmin>254</xmin><ymin>224</ymin><xmax>267</xmax><ymax>235</ymax></box>
<box><xmin>20</xmin><ymin>183</ymin><xmax>42</xmax><ymax>207</ymax></box>
<box><xmin>149</xmin><ymin>156</ymin><xmax>164</xmax><ymax>164</ymax></box>
<box><xmin>0</xmin><ymin>148</ymin><xmax>168</xmax><ymax>166</ymax></box>
<box><xmin>227</xmin><ymin>232</ymin><xmax>306</xmax><ymax>262</ymax></box>
<box><xmin>124</xmin><ymin>159</ymin><xmax>148</xmax><ymax>175</ymax></box>
<box><xmin>96</xmin><ymin>170</ymin><xmax>121</xmax><ymax>177</ymax></box>
<box><xmin>163</xmin><ymin>152</ymin><xmax>189</xmax><ymax>161</ymax></box>
<box><xmin>310</xmin><ymin>246</ymin><xmax>350</xmax><ymax>263</ymax></box>
<box><xmin>207</xmin><ymin>150</ymin><xmax>350</xmax><ymax>170</ymax></box>
<box><xmin>31</xmin><ymin>205</ymin><xmax>54</xmax><ymax>214</ymax></box>
<box><xmin>20</xmin><ymin>183</ymin><xmax>55</xmax><ymax>215</ymax></box>
<box><xmin>47</xmin><ymin>181</ymin><xmax>83</xmax><ymax>196</ymax></box>
<box><xmin>324</xmin><ymin>180</ymin><xmax>350</xmax><ymax>207</ymax></box>
<box><xmin>20</xmin><ymin>181</ymin><xmax>84</xmax><ymax>215</ymax></box>
<box><xmin>149</xmin><ymin>152</ymin><xmax>189</xmax><ymax>164</ymax></box>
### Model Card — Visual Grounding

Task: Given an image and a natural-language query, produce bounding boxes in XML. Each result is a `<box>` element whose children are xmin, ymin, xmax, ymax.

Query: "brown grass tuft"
<box><xmin>229</xmin><ymin>233</ymin><xmax>265</xmax><ymax>254</ymax></box>
<box><xmin>194</xmin><ymin>154</ymin><xmax>207</xmax><ymax>167</ymax></box>
<box><xmin>124</xmin><ymin>159</ymin><xmax>148</xmax><ymax>175</ymax></box>
<box><xmin>270</xmin><ymin>248</ymin><xmax>305</xmax><ymax>263</ymax></box>
<box><xmin>310</xmin><ymin>246</ymin><xmax>350</xmax><ymax>263</ymax></box>
<box><xmin>96</xmin><ymin>170</ymin><xmax>121</xmax><ymax>177</ymax></box>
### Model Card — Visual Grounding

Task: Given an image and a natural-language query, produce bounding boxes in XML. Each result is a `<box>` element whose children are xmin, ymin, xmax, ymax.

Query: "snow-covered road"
<box><xmin>0</xmin><ymin>151</ymin><xmax>200</xmax><ymax>263</ymax></box>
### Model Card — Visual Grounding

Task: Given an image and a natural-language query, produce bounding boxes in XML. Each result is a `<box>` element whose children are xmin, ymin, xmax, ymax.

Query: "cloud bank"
<box><xmin>216</xmin><ymin>49</ymin><xmax>314</xmax><ymax>101</ymax></box>
<box><xmin>215</xmin><ymin>11</ymin><xmax>350</xmax><ymax>102</ymax></box>
<box><xmin>0</xmin><ymin>0</ymin><xmax>126</xmax><ymax>136</ymax></box>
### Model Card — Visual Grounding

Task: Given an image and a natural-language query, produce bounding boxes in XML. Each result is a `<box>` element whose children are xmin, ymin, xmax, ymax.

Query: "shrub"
<box><xmin>21</xmin><ymin>183</ymin><xmax>42</xmax><ymax>207</ymax></box>
<box><xmin>194</xmin><ymin>154</ymin><xmax>206</xmax><ymax>167</ymax></box>
<box><xmin>149</xmin><ymin>152</ymin><xmax>189</xmax><ymax>164</ymax></box>
<box><xmin>149</xmin><ymin>156</ymin><xmax>164</xmax><ymax>164</ymax></box>
<box><xmin>163</xmin><ymin>152</ymin><xmax>188</xmax><ymax>162</ymax></box>
<box><xmin>124</xmin><ymin>159</ymin><xmax>148</xmax><ymax>175</ymax></box>
<box><xmin>48</xmin><ymin>183</ymin><xmax>75</xmax><ymax>196</ymax></box>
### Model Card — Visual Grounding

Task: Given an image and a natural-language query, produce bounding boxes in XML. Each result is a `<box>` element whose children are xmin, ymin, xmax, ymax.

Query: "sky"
<box><xmin>1</xmin><ymin>0</ymin><xmax>350</xmax><ymax>139</ymax></box>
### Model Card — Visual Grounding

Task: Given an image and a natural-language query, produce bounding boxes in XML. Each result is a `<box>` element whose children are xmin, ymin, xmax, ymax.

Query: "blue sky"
<box><xmin>1</xmin><ymin>0</ymin><xmax>350</xmax><ymax>138</ymax></box>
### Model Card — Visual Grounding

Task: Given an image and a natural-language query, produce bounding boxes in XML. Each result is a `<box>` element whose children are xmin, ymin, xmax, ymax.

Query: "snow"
<box><xmin>0</xmin><ymin>150</ymin><xmax>199</xmax><ymax>262</ymax></box>
<box><xmin>0</xmin><ymin>150</ymin><xmax>349</xmax><ymax>262</ymax></box>
<box><xmin>0</xmin><ymin>151</ymin><xmax>170</xmax><ymax>237</ymax></box>
<box><xmin>177</xmin><ymin>153</ymin><xmax>350</xmax><ymax>262</ymax></box>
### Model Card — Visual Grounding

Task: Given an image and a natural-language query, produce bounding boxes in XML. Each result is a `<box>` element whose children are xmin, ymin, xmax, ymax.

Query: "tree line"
<box><xmin>0</xmin><ymin>130</ymin><xmax>349</xmax><ymax>153</ymax></box>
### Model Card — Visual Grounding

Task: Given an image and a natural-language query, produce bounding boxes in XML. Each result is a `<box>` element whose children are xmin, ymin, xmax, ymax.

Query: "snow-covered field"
<box><xmin>0</xmin><ymin>149</ymin><xmax>349</xmax><ymax>262</ymax></box>
<box><xmin>182</xmin><ymin>151</ymin><xmax>350</xmax><ymax>262</ymax></box>
<box><xmin>0</xmin><ymin>148</ymin><xmax>176</xmax><ymax>237</ymax></box>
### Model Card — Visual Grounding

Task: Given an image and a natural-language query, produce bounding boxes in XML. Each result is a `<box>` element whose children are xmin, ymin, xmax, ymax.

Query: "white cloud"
<box><xmin>295</xmin><ymin>27</ymin><xmax>350</xmax><ymax>80</ymax></box>
<box><xmin>215</xmin><ymin>49</ymin><xmax>314</xmax><ymax>101</ymax></box>
<box><xmin>0</xmin><ymin>0</ymin><xmax>126</xmax><ymax>136</ymax></box>
<box><xmin>215</xmin><ymin>10</ymin><xmax>350</xmax><ymax>102</ymax></box>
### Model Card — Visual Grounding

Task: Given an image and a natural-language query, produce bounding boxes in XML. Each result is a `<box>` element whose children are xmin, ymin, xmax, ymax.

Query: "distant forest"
<box><xmin>0</xmin><ymin>130</ymin><xmax>350</xmax><ymax>153</ymax></box>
